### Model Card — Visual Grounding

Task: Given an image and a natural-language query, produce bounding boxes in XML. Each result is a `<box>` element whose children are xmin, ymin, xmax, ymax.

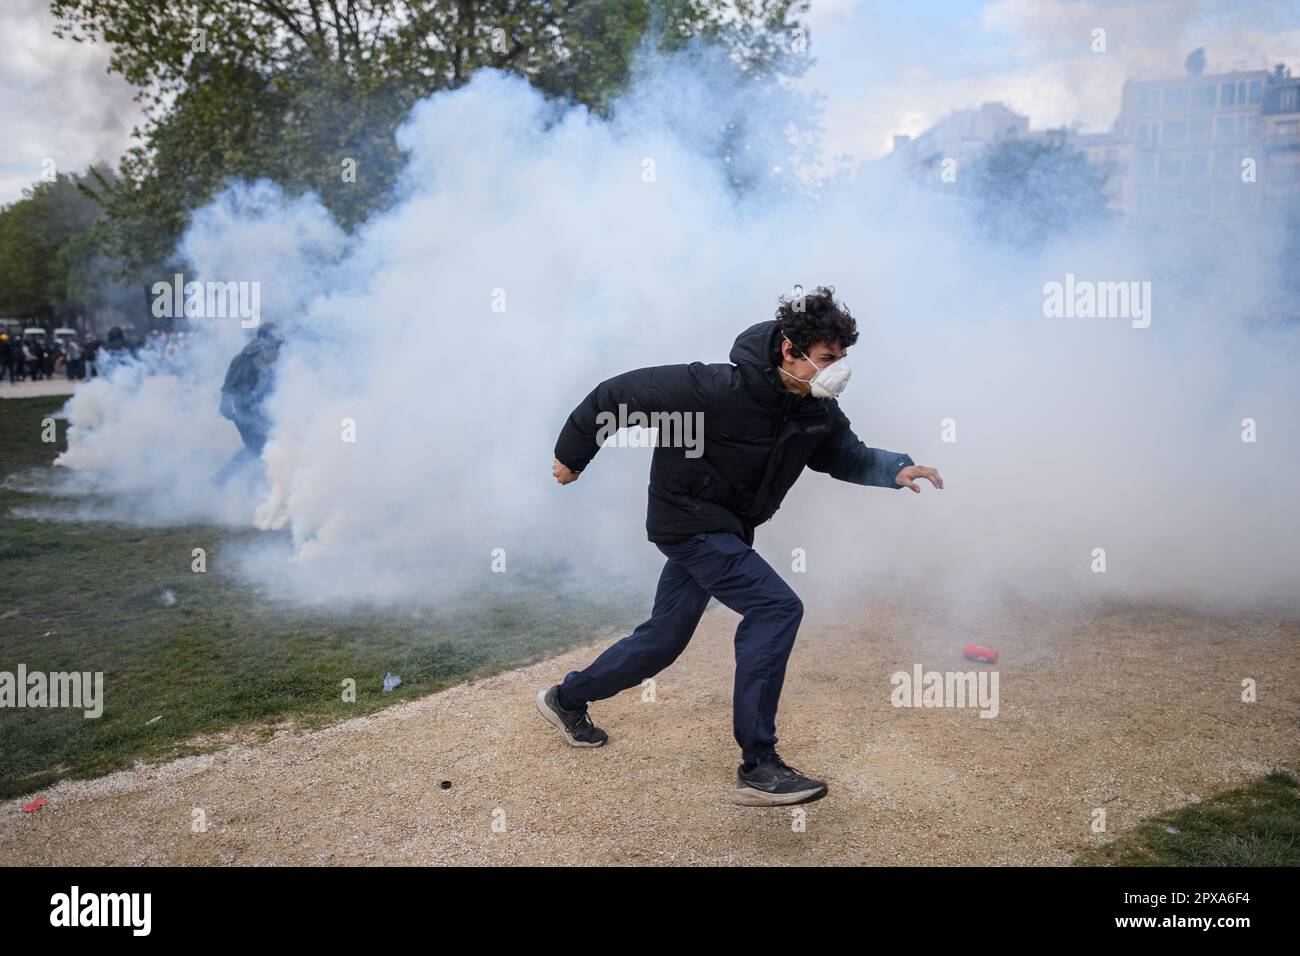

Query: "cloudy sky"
<box><xmin>3</xmin><ymin>0</ymin><xmax>1299</xmax><ymax>204</ymax></box>
<box><xmin>0</xmin><ymin>0</ymin><xmax>142</xmax><ymax>204</ymax></box>
<box><xmin>803</xmin><ymin>0</ymin><xmax>1300</xmax><ymax>163</ymax></box>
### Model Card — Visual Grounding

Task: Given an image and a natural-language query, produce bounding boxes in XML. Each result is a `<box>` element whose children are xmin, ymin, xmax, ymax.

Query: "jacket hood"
<box><xmin>730</xmin><ymin>319</ymin><xmax>815</xmax><ymax>413</ymax></box>
<box><xmin>729</xmin><ymin>320</ymin><xmax>779</xmax><ymax>368</ymax></box>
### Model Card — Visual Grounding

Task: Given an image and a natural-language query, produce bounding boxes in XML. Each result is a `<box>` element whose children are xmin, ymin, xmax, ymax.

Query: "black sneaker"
<box><xmin>535</xmin><ymin>684</ymin><xmax>608</xmax><ymax>747</ymax></box>
<box><xmin>731</xmin><ymin>753</ymin><xmax>827</xmax><ymax>806</ymax></box>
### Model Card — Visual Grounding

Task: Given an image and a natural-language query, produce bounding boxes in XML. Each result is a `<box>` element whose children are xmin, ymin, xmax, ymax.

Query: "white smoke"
<box><xmin>53</xmin><ymin>56</ymin><xmax>1300</xmax><ymax>613</ymax></box>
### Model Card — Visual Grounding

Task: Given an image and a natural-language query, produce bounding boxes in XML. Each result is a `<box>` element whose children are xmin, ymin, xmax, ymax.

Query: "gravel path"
<box><xmin>4</xmin><ymin>598</ymin><xmax>1297</xmax><ymax>865</ymax></box>
<box><xmin>0</xmin><ymin>379</ymin><xmax>77</xmax><ymax>400</ymax></box>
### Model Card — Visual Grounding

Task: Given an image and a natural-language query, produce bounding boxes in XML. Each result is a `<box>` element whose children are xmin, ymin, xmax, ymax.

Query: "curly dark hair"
<box><xmin>770</xmin><ymin>285</ymin><xmax>859</xmax><ymax>366</ymax></box>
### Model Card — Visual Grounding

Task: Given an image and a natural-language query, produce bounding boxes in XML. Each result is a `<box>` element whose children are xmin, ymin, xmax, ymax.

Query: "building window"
<box><xmin>1276</xmin><ymin>120</ymin><xmax>1299</xmax><ymax>136</ymax></box>
<box><xmin>1163</xmin><ymin>87</ymin><xmax>1188</xmax><ymax>112</ymax></box>
<box><xmin>1222</xmin><ymin>83</ymin><xmax>1236</xmax><ymax>106</ymax></box>
<box><xmin>1216</xmin><ymin>115</ymin><xmax>1235</xmax><ymax>141</ymax></box>
<box><xmin>1281</xmin><ymin>88</ymin><xmax>1298</xmax><ymax>112</ymax></box>
<box><xmin>1163</xmin><ymin>120</ymin><xmax>1186</xmax><ymax>145</ymax></box>
<box><xmin>1190</xmin><ymin>116</ymin><xmax>1212</xmax><ymax>144</ymax></box>
<box><xmin>1213</xmin><ymin>149</ymin><xmax>1235</xmax><ymax>177</ymax></box>
<box><xmin>1137</xmin><ymin>90</ymin><xmax>1153</xmax><ymax>114</ymax></box>
<box><xmin>1184</xmin><ymin>152</ymin><xmax>1208</xmax><ymax>177</ymax></box>
<box><xmin>1191</xmin><ymin>85</ymin><xmax>1217</xmax><ymax>109</ymax></box>
<box><xmin>1249</xmin><ymin>80</ymin><xmax>1262</xmax><ymax>104</ymax></box>
<box><xmin>1139</xmin><ymin>154</ymin><xmax>1157</xmax><ymax>180</ymax></box>
<box><xmin>1161</xmin><ymin>155</ymin><xmax>1183</xmax><ymax>178</ymax></box>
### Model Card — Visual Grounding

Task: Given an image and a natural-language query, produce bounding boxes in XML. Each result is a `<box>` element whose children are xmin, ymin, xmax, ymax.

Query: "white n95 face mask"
<box><xmin>778</xmin><ymin>335</ymin><xmax>852</xmax><ymax>399</ymax></box>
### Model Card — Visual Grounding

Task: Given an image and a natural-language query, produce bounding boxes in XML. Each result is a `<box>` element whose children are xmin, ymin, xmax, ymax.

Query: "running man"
<box><xmin>538</xmin><ymin>287</ymin><xmax>942</xmax><ymax>806</ymax></box>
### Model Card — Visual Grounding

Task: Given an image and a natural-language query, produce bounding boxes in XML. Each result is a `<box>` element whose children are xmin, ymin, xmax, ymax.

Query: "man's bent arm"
<box><xmin>554</xmin><ymin>363</ymin><xmax>715</xmax><ymax>473</ymax></box>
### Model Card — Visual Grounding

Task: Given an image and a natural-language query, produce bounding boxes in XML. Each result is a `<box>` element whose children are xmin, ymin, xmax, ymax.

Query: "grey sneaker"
<box><xmin>731</xmin><ymin>753</ymin><xmax>828</xmax><ymax>806</ymax></box>
<box><xmin>535</xmin><ymin>684</ymin><xmax>608</xmax><ymax>747</ymax></box>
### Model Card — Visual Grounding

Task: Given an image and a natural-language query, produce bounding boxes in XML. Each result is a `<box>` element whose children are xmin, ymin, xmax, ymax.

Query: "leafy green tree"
<box><xmin>0</xmin><ymin>203</ymin><xmax>51</xmax><ymax>318</ymax></box>
<box><xmin>54</xmin><ymin>217</ymin><xmax>142</xmax><ymax>322</ymax></box>
<box><xmin>51</xmin><ymin>1</ymin><xmax>810</xmax><ymax>279</ymax></box>
<box><xmin>0</xmin><ymin>168</ymin><xmax>108</xmax><ymax>319</ymax></box>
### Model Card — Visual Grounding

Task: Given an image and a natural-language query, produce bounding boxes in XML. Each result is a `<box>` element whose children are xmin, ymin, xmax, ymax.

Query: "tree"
<box><xmin>51</xmin><ymin>1</ymin><xmax>811</xmax><ymax>279</ymax></box>
<box><xmin>959</xmin><ymin>137</ymin><xmax>1112</xmax><ymax>248</ymax></box>
<box><xmin>0</xmin><ymin>169</ymin><xmax>108</xmax><ymax>320</ymax></box>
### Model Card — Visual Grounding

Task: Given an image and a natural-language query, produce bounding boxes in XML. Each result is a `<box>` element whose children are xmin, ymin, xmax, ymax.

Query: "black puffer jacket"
<box><xmin>555</xmin><ymin>320</ymin><xmax>914</xmax><ymax>546</ymax></box>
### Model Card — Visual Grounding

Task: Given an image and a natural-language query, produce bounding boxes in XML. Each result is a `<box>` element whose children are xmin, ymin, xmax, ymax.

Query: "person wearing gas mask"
<box><xmin>539</xmin><ymin>286</ymin><xmax>942</xmax><ymax>806</ymax></box>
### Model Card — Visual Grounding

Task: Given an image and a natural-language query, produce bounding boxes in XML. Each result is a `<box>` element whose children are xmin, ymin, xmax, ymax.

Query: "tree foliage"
<box><xmin>49</xmin><ymin>1</ymin><xmax>811</xmax><ymax>280</ymax></box>
<box><xmin>0</xmin><ymin>168</ymin><xmax>110</xmax><ymax>319</ymax></box>
<box><xmin>959</xmin><ymin>137</ymin><xmax>1111</xmax><ymax>248</ymax></box>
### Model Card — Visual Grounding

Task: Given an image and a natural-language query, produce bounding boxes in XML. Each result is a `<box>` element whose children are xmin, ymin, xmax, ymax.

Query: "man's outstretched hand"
<box><xmin>896</xmin><ymin>464</ymin><xmax>943</xmax><ymax>494</ymax></box>
<box><xmin>553</xmin><ymin>459</ymin><xmax>579</xmax><ymax>485</ymax></box>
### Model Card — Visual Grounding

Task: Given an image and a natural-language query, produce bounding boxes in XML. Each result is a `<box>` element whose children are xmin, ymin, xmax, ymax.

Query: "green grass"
<box><xmin>0</xmin><ymin>396</ymin><xmax>638</xmax><ymax>798</ymax></box>
<box><xmin>1076</xmin><ymin>771</ymin><xmax>1300</xmax><ymax>866</ymax></box>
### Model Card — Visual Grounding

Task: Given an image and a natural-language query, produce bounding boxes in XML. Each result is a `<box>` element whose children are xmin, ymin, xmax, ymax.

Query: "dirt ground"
<box><xmin>4</xmin><ymin>596</ymin><xmax>1298</xmax><ymax>865</ymax></box>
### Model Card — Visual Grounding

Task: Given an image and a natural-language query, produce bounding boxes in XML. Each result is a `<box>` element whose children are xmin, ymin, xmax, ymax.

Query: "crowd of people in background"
<box><xmin>1</xmin><ymin>320</ymin><xmax>275</xmax><ymax>486</ymax></box>
<box><xmin>0</xmin><ymin>325</ymin><xmax>195</xmax><ymax>385</ymax></box>
<box><xmin>0</xmin><ymin>331</ymin><xmax>102</xmax><ymax>383</ymax></box>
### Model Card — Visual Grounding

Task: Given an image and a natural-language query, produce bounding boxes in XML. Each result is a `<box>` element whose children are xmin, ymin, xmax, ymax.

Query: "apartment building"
<box><xmin>890</xmin><ymin>56</ymin><xmax>1299</xmax><ymax>226</ymax></box>
<box><xmin>1117</xmin><ymin>67</ymin><xmax>1271</xmax><ymax>220</ymax></box>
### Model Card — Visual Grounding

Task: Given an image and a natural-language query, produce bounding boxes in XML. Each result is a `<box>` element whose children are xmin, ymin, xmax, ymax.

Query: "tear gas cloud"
<box><xmin>53</xmin><ymin>49</ymin><xmax>1300</xmax><ymax>614</ymax></box>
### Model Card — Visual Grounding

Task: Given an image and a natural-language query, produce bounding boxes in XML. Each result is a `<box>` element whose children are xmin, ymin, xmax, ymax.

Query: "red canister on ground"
<box><xmin>963</xmin><ymin>642</ymin><xmax>998</xmax><ymax>664</ymax></box>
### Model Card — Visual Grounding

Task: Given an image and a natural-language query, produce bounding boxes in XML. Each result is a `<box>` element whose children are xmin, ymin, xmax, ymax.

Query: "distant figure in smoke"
<box><xmin>29</xmin><ymin>340</ymin><xmax>46</xmax><ymax>381</ymax></box>
<box><xmin>100</xmin><ymin>326</ymin><xmax>132</xmax><ymax>371</ymax></box>
<box><xmin>64</xmin><ymin>337</ymin><xmax>83</xmax><ymax>380</ymax></box>
<box><xmin>214</xmin><ymin>323</ymin><xmax>283</xmax><ymax>484</ymax></box>
<box><xmin>83</xmin><ymin>336</ymin><xmax>99</xmax><ymax>378</ymax></box>
<box><xmin>539</xmin><ymin>287</ymin><xmax>943</xmax><ymax>807</ymax></box>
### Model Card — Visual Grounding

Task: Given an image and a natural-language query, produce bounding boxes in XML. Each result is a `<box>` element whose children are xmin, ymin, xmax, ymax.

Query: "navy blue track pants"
<box><xmin>559</xmin><ymin>532</ymin><xmax>804</xmax><ymax>764</ymax></box>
